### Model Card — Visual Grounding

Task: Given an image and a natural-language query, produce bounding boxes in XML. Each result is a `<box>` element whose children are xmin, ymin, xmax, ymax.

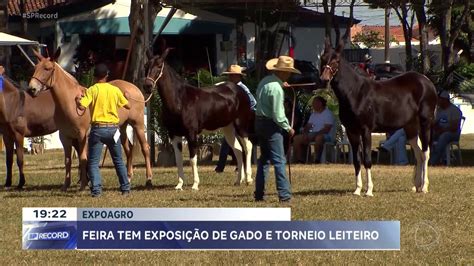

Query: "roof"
<box><xmin>8</xmin><ymin>0</ymin><xmax>67</xmax><ymax>15</ymax></box>
<box><xmin>351</xmin><ymin>24</ymin><xmax>437</xmax><ymax>43</ymax></box>
<box><xmin>0</xmin><ymin>32</ymin><xmax>39</xmax><ymax>46</ymax></box>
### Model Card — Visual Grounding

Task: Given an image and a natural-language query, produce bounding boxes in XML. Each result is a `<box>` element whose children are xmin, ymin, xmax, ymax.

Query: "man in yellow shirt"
<box><xmin>75</xmin><ymin>64</ymin><xmax>130</xmax><ymax>197</ymax></box>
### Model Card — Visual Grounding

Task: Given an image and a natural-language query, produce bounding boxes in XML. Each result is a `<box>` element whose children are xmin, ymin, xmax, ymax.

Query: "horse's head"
<box><xmin>28</xmin><ymin>48</ymin><xmax>61</xmax><ymax>97</ymax></box>
<box><xmin>143</xmin><ymin>48</ymin><xmax>172</xmax><ymax>93</ymax></box>
<box><xmin>320</xmin><ymin>38</ymin><xmax>344</xmax><ymax>83</ymax></box>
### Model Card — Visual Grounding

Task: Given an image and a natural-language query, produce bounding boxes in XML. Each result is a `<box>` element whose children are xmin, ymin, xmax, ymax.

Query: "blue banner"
<box><xmin>77</xmin><ymin>221</ymin><xmax>399</xmax><ymax>250</ymax></box>
<box><xmin>23</xmin><ymin>221</ymin><xmax>78</xmax><ymax>250</ymax></box>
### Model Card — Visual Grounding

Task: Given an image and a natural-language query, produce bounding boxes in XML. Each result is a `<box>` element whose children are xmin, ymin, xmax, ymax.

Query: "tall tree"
<box><xmin>413</xmin><ymin>0</ymin><xmax>430</xmax><ymax>74</ymax></box>
<box><xmin>0</xmin><ymin>0</ymin><xmax>8</xmax><ymax>70</ymax></box>
<box><xmin>126</xmin><ymin>0</ymin><xmax>161</xmax><ymax>86</ymax></box>
<box><xmin>323</xmin><ymin>0</ymin><xmax>356</xmax><ymax>45</ymax></box>
<box><xmin>365</xmin><ymin>0</ymin><xmax>416</xmax><ymax>71</ymax></box>
<box><xmin>429</xmin><ymin>0</ymin><xmax>470</xmax><ymax>76</ymax></box>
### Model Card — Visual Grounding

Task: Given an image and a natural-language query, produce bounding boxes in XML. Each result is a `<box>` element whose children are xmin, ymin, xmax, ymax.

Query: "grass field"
<box><xmin>0</xmin><ymin>135</ymin><xmax>473</xmax><ymax>264</ymax></box>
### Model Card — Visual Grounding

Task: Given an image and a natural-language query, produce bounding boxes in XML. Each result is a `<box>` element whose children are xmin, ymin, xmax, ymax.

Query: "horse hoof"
<box><xmin>192</xmin><ymin>185</ymin><xmax>199</xmax><ymax>191</ymax></box>
<box><xmin>411</xmin><ymin>186</ymin><xmax>417</xmax><ymax>192</ymax></box>
<box><xmin>246</xmin><ymin>180</ymin><xmax>253</xmax><ymax>186</ymax></box>
<box><xmin>365</xmin><ymin>192</ymin><xmax>374</xmax><ymax>197</ymax></box>
<box><xmin>4</xmin><ymin>186</ymin><xmax>12</xmax><ymax>191</ymax></box>
<box><xmin>353</xmin><ymin>190</ymin><xmax>361</xmax><ymax>196</ymax></box>
<box><xmin>145</xmin><ymin>180</ymin><xmax>153</xmax><ymax>189</ymax></box>
<box><xmin>175</xmin><ymin>185</ymin><xmax>183</xmax><ymax>190</ymax></box>
<box><xmin>234</xmin><ymin>181</ymin><xmax>240</xmax><ymax>186</ymax></box>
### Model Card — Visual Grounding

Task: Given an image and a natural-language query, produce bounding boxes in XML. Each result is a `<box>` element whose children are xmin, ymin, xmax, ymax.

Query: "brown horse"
<box><xmin>144</xmin><ymin>49</ymin><xmax>254</xmax><ymax>190</ymax></box>
<box><xmin>0</xmin><ymin>76</ymin><xmax>73</xmax><ymax>189</ymax></box>
<box><xmin>28</xmin><ymin>48</ymin><xmax>153</xmax><ymax>190</ymax></box>
<box><xmin>320</xmin><ymin>39</ymin><xmax>437</xmax><ymax>195</ymax></box>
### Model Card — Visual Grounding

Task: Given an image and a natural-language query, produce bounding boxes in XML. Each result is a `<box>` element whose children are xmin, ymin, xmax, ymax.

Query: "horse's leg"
<box><xmin>78</xmin><ymin>133</ymin><xmax>89</xmax><ymax>191</ymax></box>
<box><xmin>4</xmin><ymin>134</ymin><xmax>14</xmax><ymax>188</ymax></box>
<box><xmin>237</xmin><ymin>135</ymin><xmax>253</xmax><ymax>185</ymax></box>
<box><xmin>171</xmin><ymin>136</ymin><xmax>185</xmax><ymax>190</ymax></box>
<box><xmin>419</xmin><ymin>116</ymin><xmax>432</xmax><ymax>193</ymax></box>
<box><xmin>222</xmin><ymin>125</ymin><xmax>244</xmax><ymax>186</ymax></box>
<box><xmin>133</xmin><ymin>124</ymin><xmax>153</xmax><ymax>188</ymax></box>
<box><xmin>361</xmin><ymin>129</ymin><xmax>374</xmax><ymax>197</ymax></box>
<box><xmin>187</xmin><ymin>135</ymin><xmax>200</xmax><ymax>191</ymax></box>
<box><xmin>14</xmin><ymin>133</ymin><xmax>26</xmax><ymax>189</ymax></box>
<box><xmin>407</xmin><ymin>136</ymin><xmax>423</xmax><ymax>192</ymax></box>
<box><xmin>347</xmin><ymin>131</ymin><xmax>362</xmax><ymax>196</ymax></box>
<box><xmin>59</xmin><ymin>132</ymin><xmax>72</xmax><ymax>191</ymax></box>
<box><xmin>120</xmin><ymin>126</ymin><xmax>133</xmax><ymax>182</ymax></box>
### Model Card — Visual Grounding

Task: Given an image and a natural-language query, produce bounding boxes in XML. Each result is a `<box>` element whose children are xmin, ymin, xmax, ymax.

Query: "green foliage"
<box><xmin>353</xmin><ymin>30</ymin><xmax>384</xmax><ymax>48</ymax></box>
<box><xmin>77</xmin><ymin>67</ymin><xmax>95</xmax><ymax>88</ymax></box>
<box><xmin>188</xmin><ymin>69</ymin><xmax>225</xmax><ymax>88</ymax></box>
<box><xmin>29</xmin><ymin>136</ymin><xmax>47</xmax><ymax>144</ymax></box>
<box><xmin>149</xmin><ymin>92</ymin><xmax>170</xmax><ymax>146</ymax></box>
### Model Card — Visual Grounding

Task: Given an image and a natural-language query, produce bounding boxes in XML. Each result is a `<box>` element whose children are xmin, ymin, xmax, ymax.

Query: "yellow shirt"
<box><xmin>80</xmin><ymin>83</ymin><xmax>128</xmax><ymax>124</ymax></box>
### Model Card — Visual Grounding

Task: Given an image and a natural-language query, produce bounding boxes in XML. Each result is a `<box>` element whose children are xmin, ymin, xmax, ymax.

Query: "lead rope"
<box><xmin>287</xmin><ymin>86</ymin><xmax>296</xmax><ymax>184</ymax></box>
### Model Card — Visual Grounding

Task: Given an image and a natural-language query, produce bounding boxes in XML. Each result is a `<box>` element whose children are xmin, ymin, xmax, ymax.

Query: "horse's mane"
<box><xmin>54</xmin><ymin>63</ymin><xmax>81</xmax><ymax>87</ymax></box>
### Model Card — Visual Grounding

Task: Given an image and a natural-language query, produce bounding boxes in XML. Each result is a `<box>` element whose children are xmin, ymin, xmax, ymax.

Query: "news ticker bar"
<box><xmin>22</xmin><ymin>208</ymin><xmax>400</xmax><ymax>250</ymax></box>
<box><xmin>22</xmin><ymin>208</ymin><xmax>291</xmax><ymax>221</ymax></box>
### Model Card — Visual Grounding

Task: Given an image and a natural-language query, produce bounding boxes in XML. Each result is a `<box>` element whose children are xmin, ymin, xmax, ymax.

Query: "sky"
<box><xmin>303</xmin><ymin>2</ymin><xmax>415</xmax><ymax>26</ymax></box>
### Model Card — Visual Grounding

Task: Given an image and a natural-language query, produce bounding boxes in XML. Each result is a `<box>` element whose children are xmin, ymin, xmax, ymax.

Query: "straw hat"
<box><xmin>265</xmin><ymin>56</ymin><xmax>301</xmax><ymax>74</ymax></box>
<box><xmin>222</xmin><ymin>65</ymin><xmax>246</xmax><ymax>76</ymax></box>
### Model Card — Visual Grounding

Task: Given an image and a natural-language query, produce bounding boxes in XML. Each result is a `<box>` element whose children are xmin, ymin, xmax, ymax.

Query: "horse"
<box><xmin>143</xmin><ymin>48</ymin><xmax>254</xmax><ymax>190</ymax></box>
<box><xmin>319</xmin><ymin>39</ymin><xmax>437</xmax><ymax>195</ymax></box>
<box><xmin>28</xmin><ymin>48</ymin><xmax>153</xmax><ymax>190</ymax></box>
<box><xmin>0</xmin><ymin>76</ymin><xmax>75</xmax><ymax>189</ymax></box>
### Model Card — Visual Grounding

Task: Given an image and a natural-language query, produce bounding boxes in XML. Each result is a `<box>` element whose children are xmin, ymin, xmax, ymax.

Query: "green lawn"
<box><xmin>0</xmin><ymin>135</ymin><xmax>473</xmax><ymax>264</ymax></box>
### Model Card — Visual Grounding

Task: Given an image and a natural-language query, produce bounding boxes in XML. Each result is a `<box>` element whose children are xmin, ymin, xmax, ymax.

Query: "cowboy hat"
<box><xmin>221</xmin><ymin>65</ymin><xmax>246</xmax><ymax>76</ymax></box>
<box><xmin>364</xmin><ymin>54</ymin><xmax>372</xmax><ymax>61</ymax></box>
<box><xmin>265</xmin><ymin>56</ymin><xmax>301</xmax><ymax>74</ymax></box>
<box><xmin>438</xmin><ymin>90</ymin><xmax>451</xmax><ymax>100</ymax></box>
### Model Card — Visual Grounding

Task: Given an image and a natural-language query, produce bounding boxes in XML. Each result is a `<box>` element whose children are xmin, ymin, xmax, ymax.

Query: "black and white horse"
<box><xmin>144</xmin><ymin>49</ymin><xmax>254</xmax><ymax>190</ymax></box>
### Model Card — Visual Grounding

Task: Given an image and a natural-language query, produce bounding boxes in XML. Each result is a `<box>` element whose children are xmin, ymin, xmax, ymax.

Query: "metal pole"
<box><xmin>384</xmin><ymin>7</ymin><xmax>390</xmax><ymax>62</ymax></box>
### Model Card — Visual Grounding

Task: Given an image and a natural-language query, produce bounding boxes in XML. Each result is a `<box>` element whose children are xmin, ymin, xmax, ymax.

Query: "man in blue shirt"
<box><xmin>215</xmin><ymin>65</ymin><xmax>256</xmax><ymax>173</ymax></box>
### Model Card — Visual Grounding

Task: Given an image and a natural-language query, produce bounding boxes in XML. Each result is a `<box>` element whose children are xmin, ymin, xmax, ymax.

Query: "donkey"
<box><xmin>28</xmin><ymin>48</ymin><xmax>153</xmax><ymax>190</ymax></box>
<box><xmin>143</xmin><ymin>48</ymin><xmax>254</xmax><ymax>190</ymax></box>
<box><xmin>0</xmin><ymin>76</ymin><xmax>73</xmax><ymax>189</ymax></box>
<box><xmin>320</xmin><ymin>39</ymin><xmax>437</xmax><ymax>195</ymax></box>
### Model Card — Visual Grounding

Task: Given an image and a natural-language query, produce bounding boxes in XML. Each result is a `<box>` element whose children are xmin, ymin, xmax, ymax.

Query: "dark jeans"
<box><xmin>254</xmin><ymin>118</ymin><xmax>291</xmax><ymax>201</ymax></box>
<box><xmin>88</xmin><ymin>126</ymin><xmax>130</xmax><ymax>196</ymax></box>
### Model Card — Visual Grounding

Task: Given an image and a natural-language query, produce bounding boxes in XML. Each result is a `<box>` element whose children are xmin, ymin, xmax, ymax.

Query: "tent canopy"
<box><xmin>0</xmin><ymin>32</ymin><xmax>39</xmax><ymax>46</ymax></box>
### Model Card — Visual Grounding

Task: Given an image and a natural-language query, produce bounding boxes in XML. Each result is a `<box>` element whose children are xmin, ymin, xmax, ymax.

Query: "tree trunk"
<box><xmin>393</xmin><ymin>3</ymin><xmax>413</xmax><ymax>71</ymax></box>
<box><xmin>330</xmin><ymin>0</ymin><xmax>340</xmax><ymax>42</ymax></box>
<box><xmin>0</xmin><ymin>0</ymin><xmax>8</xmax><ymax>70</ymax></box>
<box><xmin>322</xmin><ymin>0</ymin><xmax>332</xmax><ymax>42</ymax></box>
<box><xmin>342</xmin><ymin>0</ymin><xmax>356</xmax><ymax>45</ymax></box>
<box><xmin>125</xmin><ymin>0</ymin><xmax>161</xmax><ymax>86</ymax></box>
<box><xmin>414</xmin><ymin>0</ymin><xmax>430</xmax><ymax>73</ymax></box>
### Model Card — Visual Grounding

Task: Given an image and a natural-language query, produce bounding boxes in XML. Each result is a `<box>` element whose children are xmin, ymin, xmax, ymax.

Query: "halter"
<box><xmin>323</xmin><ymin>64</ymin><xmax>338</xmax><ymax>76</ymax></box>
<box><xmin>31</xmin><ymin>64</ymin><xmax>55</xmax><ymax>91</ymax></box>
<box><xmin>145</xmin><ymin>62</ymin><xmax>165</xmax><ymax>88</ymax></box>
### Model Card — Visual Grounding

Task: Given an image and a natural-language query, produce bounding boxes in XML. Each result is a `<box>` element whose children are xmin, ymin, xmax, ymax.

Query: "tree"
<box><xmin>0</xmin><ymin>0</ymin><xmax>8</xmax><ymax>68</ymax></box>
<box><xmin>322</xmin><ymin>0</ymin><xmax>356</xmax><ymax>45</ymax></box>
<box><xmin>365</xmin><ymin>0</ymin><xmax>416</xmax><ymax>71</ymax></box>
<box><xmin>353</xmin><ymin>30</ymin><xmax>384</xmax><ymax>48</ymax></box>
<box><xmin>413</xmin><ymin>0</ymin><xmax>430</xmax><ymax>74</ymax></box>
<box><xmin>429</xmin><ymin>0</ymin><xmax>471</xmax><ymax>77</ymax></box>
<box><xmin>125</xmin><ymin>0</ymin><xmax>161</xmax><ymax>86</ymax></box>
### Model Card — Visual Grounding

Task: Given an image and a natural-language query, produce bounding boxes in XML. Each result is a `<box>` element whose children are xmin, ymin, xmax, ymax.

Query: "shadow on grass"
<box><xmin>293</xmin><ymin>189</ymin><xmax>354</xmax><ymax>196</ymax></box>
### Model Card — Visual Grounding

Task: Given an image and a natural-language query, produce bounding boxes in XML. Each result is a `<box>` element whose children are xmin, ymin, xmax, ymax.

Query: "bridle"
<box><xmin>145</xmin><ymin>62</ymin><xmax>165</xmax><ymax>89</ymax></box>
<box><xmin>322</xmin><ymin>63</ymin><xmax>339</xmax><ymax>81</ymax></box>
<box><xmin>31</xmin><ymin>64</ymin><xmax>56</xmax><ymax>91</ymax></box>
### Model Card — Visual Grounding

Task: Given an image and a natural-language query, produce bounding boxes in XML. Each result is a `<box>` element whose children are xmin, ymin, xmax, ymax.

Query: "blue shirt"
<box><xmin>237</xmin><ymin>81</ymin><xmax>257</xmax><ymax>110</ymax></box>
<box><xmin>0</xmin><ymin>75</ymin><xmax>3</xmax><ymax>92</ymax></box>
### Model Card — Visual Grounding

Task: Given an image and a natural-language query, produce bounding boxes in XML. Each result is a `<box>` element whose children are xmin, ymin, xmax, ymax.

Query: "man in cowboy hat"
<box><xmin>254</xmin><ymin>55</ymin><xmax>300</xmax><ymax>203</ymax></box>
<box><xmin>429</xmin><ymin>90</ymin><xmax>463</xmax><ymax>165</ymax></box>
<box><xmin>215</xmin><ymin>64</ymin><xmax>257</xmax><ymax>173</ymax></box>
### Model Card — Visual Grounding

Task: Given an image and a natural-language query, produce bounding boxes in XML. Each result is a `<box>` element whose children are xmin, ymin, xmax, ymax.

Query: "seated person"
<box><xmin>429</xmin><ymin>90</ymin><xmax>462</xmax><ymax>165</ymax></box>
<box><xmin>379</xmin><ymin>128</ymin><xmax>408</xmax><ymax>165</ymax></box>
<box><xmin>292</xmin><ymin>96</ymin><xmax>335</xmax><ymax>163</ymax></box>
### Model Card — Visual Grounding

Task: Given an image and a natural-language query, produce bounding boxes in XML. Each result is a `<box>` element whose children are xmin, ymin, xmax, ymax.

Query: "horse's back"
<box><xmin>109</xmin><ymin>80</ymin><xmax>145</xmax><ymax>126</ymax></box>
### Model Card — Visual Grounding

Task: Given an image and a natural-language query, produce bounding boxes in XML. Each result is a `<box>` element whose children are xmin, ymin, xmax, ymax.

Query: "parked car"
<box><xmin>374</xmin><ymin>63</ymin><xmax>404</xmax><ymax>80</ymax></box>
<box><xmin>289</xmin><ymin>60</ymin><xmax>320</xmax><ymax>90</ymax></box>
